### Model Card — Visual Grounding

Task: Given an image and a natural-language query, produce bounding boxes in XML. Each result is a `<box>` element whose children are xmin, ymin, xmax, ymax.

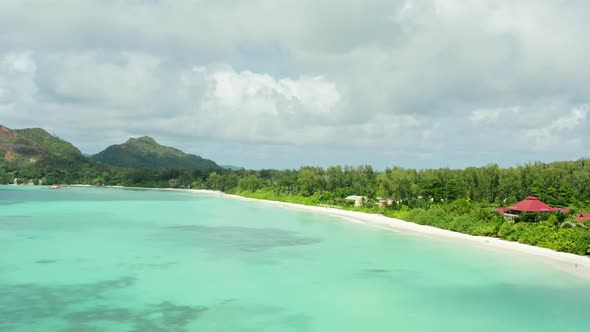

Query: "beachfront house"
<box><xmin>575</xmin><ymin>213</ymin><xmax>590</xmax><ymax>224</ymax></box>
<box><xmin>346</xmin><ymin>195</ymin><xmax>367</xmax><ymax>207</ymax></box>
<box><xmin>496</xmin><ymin>196</ymin><xmax>570</xmax><ymax>220</ymax></box>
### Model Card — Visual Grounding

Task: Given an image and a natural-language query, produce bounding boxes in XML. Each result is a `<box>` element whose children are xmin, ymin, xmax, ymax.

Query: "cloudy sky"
<box><xmin>1</xmin><ymin>0</ymin><xmax>589</xmax><ymax>169</ymax></box>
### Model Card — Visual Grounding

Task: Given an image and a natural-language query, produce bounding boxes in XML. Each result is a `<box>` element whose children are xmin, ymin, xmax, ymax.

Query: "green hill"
<box><xmin>91</xmin><ymin>136</ymin><xmax>220</xmax><ymax>170</ymax></box>
<box><xmin>0</xmin><ymin>125</ymin><xmax>86</xmax><ymax>167</ymax></box>
<box><xmin>0</xmin><ymin>124</ymin><xmax>92</xmax><ymax>184</ymax></box>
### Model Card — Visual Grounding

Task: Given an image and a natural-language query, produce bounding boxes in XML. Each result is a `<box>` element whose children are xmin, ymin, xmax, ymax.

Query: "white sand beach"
<box><xmin>74</xmin><ymin>185</ymin><xmax>590</xmax><ymax>281</ymax></box>
<box><xmin>185</xmin><ymin>189</ymin><xmax>590</xmax><ymax>281</ymax></box>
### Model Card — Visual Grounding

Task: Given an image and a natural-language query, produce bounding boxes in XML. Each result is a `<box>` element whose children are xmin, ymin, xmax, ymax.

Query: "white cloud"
<box><xmin>469</xmin><ymin>106</ymin><xmax>520</xmax><ymax>123</ymax></box>
<box><xmin>185</xmin><ymin>66</ymin><xmax>343</xmax><ymax>143</ymax></box>
<box><xmin>552</xmin><ymin>106</ymin><xmax>589</xmax><ymax>131</ymax></box>
<box><xmin>525</xmin><ymin>105</ymin><xmax>590</xmax><ymax>152</ymax></box>
<box><xmin>201</xmin><ymin>67</ymin><xmax>341</xmax><ymax>116</ymax></box>
<box><xmin>1</xmin><ymin>0</ymin><xmax>590</xmax><ymax>168</ymax></box>
<box><xmin>0</xmin><ymin>52</ymin><xmax>38</xmax><ymax>107</ymax></box>
<box><xmin>37</xmin><ymin>52</ymin><xmax>162</xmax><ymax>108</ymax></box>
<box><xmin>1</xmin><ymin>52</ymin><xmax>36</xmax><ymax>73</ymax></box>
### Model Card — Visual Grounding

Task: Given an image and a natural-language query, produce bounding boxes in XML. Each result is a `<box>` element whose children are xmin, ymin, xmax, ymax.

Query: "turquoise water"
<box><xmin>1</xmin><ymin>186</ymin><xmax>589</xmax><ymax>331</ymax></box>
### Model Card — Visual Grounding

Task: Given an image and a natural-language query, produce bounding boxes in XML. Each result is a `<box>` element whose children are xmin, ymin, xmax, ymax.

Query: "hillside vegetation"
<box><xmin>1</xmin><ymin>126</ymin><xmax>85</xmax><ymax>165</ymax></box>
<box><xmin>91</xmin><ymin>136</ymin><xmax>220</xmax><ymax>170</ymax></box>
<box><xmin>0</xmin><ymin>125</ymin><xmax>220</xmax><ymax>184</ymax></box>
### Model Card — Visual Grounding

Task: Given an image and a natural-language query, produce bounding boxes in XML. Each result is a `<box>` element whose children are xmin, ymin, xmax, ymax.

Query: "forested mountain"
<box><xmin>91</xmin><ymin>136</ymin><xmax>220</xmax><ymax>170</ymax></box>
<box><xmin>0</xmin><ymin>125</ymin><xmax>95</xmax><ymax>184</ymax></box>
<box><xmin>0</xmin><ymin>125</ymin><xmax>87</xmax><ymax>168</ymax></box>
<box><xmin>0</xmin><ymin>126</ymin><xmax>220</xmax><ymax>184</ymax></box>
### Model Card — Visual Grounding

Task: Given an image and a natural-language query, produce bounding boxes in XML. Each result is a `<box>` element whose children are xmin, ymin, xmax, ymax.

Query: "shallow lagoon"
<box><xmin>1</xmin><ymin>186</ymin><xmax>589</xmax><ymax>331</ymax></box>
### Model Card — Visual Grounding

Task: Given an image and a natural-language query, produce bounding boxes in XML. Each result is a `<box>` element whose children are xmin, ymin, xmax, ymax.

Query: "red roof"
<box><xmin>575</xmin><ymin>213</ymin><xmax>590</xmax><ymax>223</ymax></box>
<box><xmin>499</xmin><ymin>196</ymin><xmax>569</xmax><ymax>213</ymax></box>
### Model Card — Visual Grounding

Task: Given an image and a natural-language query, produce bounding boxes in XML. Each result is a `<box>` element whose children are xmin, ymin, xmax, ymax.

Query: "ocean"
<box><xmin>1</xmin><ymin>186</ymin><xmax>589</xmax><ymax>331</ymax></box>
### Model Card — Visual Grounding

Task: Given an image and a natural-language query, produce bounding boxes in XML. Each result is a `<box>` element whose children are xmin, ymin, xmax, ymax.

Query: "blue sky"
<box><xmin>1</xmin><ymin>0</ymin><xmax>589</xmax><ymax>169</ymax></box>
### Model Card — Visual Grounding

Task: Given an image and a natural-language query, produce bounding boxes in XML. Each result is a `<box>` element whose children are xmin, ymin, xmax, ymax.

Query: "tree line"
<box><xmin>3</xmin><ymin>159</ymin><xmax>590</xmax><ymax>209</ymax></box>
<box><xmin>174</xmin><ymin>160</ymin><xmax>590</xmax><ymax>210</ymax></box>
<box><xmin>3</xmin><ymin>158</ymin><xmax>590</xmax><ymax>255</ymax></box>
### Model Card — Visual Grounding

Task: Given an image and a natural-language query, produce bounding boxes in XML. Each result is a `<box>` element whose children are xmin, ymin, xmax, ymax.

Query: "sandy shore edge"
<box><xmin>72</xmin><ymin>185</ymin><xmax>590</xmax><ymax>281</ymax></box>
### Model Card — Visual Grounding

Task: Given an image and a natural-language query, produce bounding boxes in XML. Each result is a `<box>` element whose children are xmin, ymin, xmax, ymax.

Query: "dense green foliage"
<box><xmin>14</xmin><ymin>128</ymin><xmax>86</xmax><ymax>163</ymax></box>
<box><xmin>2</xmin><ymin>124</ymin><xmax>590</xmax><ymax>256</ymax></box>
<box><xmin>0</xmin><ymin>125</ymin><xmax>91</xmax><ymax>184</ymax></box>
<box><xmin>1</xmin><ymin>126</ymin><xmax>85</xmax><ymax>165</ymax></box>
<box><xmin>91</xmin><ymin>136</ymin><xmax>221</xmax><ymax>170</ymax></box>
<box><xmin>396</xmin><ymin>205</ymin><xmax>590</xmax><ymax>255</ymax></box>
<box><xmin>191</xmin><ymin>163</ymin><xmax>590</xmax><ymax>209</ymax></box>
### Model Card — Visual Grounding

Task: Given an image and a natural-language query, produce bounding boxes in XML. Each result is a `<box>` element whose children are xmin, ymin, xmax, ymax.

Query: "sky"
<box><xmin>1</xmin><ymin>0</ymin><xmax>589</xmax><ymax>170</ymax></box>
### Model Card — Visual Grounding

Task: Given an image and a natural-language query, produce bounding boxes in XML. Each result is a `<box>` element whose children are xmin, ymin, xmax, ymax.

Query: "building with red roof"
<box><xmin>496</xmin><ymin>196</ymin><xmax>570</xmax><ymax>220</ymax></box>
<box><xmin>575</xmin><ymin>212</ymin><xmax>590</xmax><ymax>223</ymax></box>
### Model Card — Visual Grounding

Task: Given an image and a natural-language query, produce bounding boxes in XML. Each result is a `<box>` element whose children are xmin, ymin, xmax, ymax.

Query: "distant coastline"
<box><xmin>68</xmin><ymin>185</ymin><xmax>590</xmax><ymax>281</ymax></box>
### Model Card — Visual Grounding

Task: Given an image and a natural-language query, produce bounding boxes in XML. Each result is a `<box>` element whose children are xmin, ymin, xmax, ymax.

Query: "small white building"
<box><xmin>346</xmin><ymin>195</ymin><xmax>367</xmax><ymax>207</ymax></box>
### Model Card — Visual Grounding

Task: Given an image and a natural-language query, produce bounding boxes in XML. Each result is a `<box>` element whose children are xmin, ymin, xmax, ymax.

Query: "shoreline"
<box><xmin>71</xmin><ymin>185</ymin><xmax>590</xmax><ymax>281</ymax></box>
